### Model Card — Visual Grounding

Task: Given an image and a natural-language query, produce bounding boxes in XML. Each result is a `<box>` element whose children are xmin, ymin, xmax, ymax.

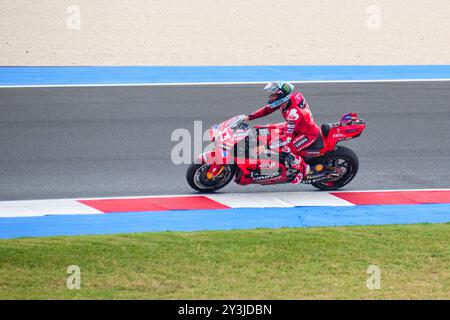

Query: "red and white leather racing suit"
<box><xmin>248</xmin><ymin>92</ymin><xmax>320</xmax><ymax>183</ymax></box>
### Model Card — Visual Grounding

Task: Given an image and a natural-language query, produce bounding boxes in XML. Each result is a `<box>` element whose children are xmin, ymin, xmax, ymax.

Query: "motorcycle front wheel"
<box><xmin>186</xmin><ymin>163</ymin><xmax>237</xmax><ymax>193</ymax></box>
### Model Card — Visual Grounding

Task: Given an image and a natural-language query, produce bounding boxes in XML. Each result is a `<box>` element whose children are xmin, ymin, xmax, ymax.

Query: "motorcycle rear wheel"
<box><xmin>186</xmin><ymin>163</ymin><xmax>237</xmax><ymax>193</ymax></box>
<box><xmin>309</xmin><ymin>146</ymin><xmax>359</xmax><ymax>191</ymax></box>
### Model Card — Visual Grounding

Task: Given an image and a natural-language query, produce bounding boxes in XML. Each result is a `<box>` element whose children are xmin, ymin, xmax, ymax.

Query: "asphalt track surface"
<box><xmin>1</xmin><ymin>82</ymin><xmax>449</xmax><ymax>200</ymax></box>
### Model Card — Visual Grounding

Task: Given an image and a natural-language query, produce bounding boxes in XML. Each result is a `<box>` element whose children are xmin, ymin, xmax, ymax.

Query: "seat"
<box><xmin>303</xmin><ymin>123</ymin><xmax>332</xmax><ymax>151</ymax></box>
<box><xmin>304</xmin><ymin>133</ymin><xmax>324</xmax><ymax>151</ymax></box>
<box><xmin>321</xmin><ymin>123</ymin><xmax>332</xmax><ymax>138</ymax></box>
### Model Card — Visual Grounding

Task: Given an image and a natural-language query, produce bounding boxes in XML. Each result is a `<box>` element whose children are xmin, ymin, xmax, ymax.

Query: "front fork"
<box><xmin>198</xmin><ymin>151</ymin><xmax>226</xmax><ymax>180</ymax></box>
<box><xmin>206</xmin><ymin>164</ymin><xmax>225</xmax><ymax>180</ymax></box>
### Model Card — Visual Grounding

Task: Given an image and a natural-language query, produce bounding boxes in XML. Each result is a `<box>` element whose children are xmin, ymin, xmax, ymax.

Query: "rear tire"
<box><xmin>186</xmin><ymin>164</ymin><xmax>237</xmax><ymax>193</ymax></box>
<box><xmin>310</xmin><ymin>146</ymin><xmax>359</xmax><ymax>191</ymax></box>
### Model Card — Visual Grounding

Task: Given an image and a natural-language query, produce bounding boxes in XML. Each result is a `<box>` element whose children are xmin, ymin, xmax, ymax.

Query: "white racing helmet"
<box><xmin>263</xmin><ymin>82</ymin><xmax>294</xmax><ymax>108</ymax></box>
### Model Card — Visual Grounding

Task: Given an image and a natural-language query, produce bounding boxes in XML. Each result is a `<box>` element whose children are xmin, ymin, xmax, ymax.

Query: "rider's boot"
<box><xmin>284</xmin><ymin>152</ymin><xmax>309</xmax><ymax>185</ymax></box>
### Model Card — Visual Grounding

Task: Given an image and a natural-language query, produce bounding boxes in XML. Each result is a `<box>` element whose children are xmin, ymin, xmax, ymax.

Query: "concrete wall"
<box><xmin>1</xmin><ymin>0</ymin><xmax>449</xmax><ymax>66</ymax></box>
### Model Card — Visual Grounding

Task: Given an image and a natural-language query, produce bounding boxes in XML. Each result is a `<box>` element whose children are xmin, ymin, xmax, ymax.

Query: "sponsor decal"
<box><xmin>315</xmin><ymin>164</ymin><xmax>325</xmax><ymax>171</ymax></box>
<box><xmin>219</xmin><ymin>131</ymin><xmax>231</xmax><ymax>142</ymax></box>
<box><xmin>253</xmin><ymin>172</ymin><xmax>281</xmax><ymax>181</ymax></box>
<box><xmin>286</xmin><ymin>109</ymin><xmax>299</xmax><ymax>121</ymax></box>
<box><xmin>332</xmin><ymin>133</ymin><xmax>346</xmax><ymax>139</ymax></box>
<box><xmin>298</xmin><ymin>98</ymin><xmax>307</xmax><ymax>109</ymax></box>
<box><xmin>294</xmin><ymin>137</ymin><xmax>308</xmax><ymax>148</ymax></box>
<box><xmin>280</xmin><ymin>82</ymin><xmax>293</xmax><ymax>93</ymax></box>
<box><xmin>271</xmin><ymin>138</ymin><xmax>289</xmax><ymax>148</ymax></box>
<box><xmin>305</xmin><ymin>151</ymin><xmax>321</xmax><ymax>156</ymax></box>
<box><xmin>258</xmin><ymin>176</ymin><xmax>286</xmax><ymax>185</ymax></box>
<box><xmin>270</xmin><ymin>139</ymin><xmax>281</xmax><ymax>148</ymax></box>
<box><xmin>259</xmin><ymin>161</ymin><xmax>276</xmax><ymax>169</ymax></box>
<box><xmin>306</xmin><ymin>172</ymin><xmax>327</xmax><ymax>180</ymax></box>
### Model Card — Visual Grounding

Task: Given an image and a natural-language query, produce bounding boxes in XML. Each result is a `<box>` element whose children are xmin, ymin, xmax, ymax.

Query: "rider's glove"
<box><xmin>232</xmin><ymin>115</ymin><xmax>249</xmax><ymax>129</ymax></box>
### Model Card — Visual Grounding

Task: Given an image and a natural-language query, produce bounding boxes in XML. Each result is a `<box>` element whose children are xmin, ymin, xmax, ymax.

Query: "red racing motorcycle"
<box><xmin>187</xmin><ymin>113</ymin><xmax>366</xmax><ymax>192</ymax></box>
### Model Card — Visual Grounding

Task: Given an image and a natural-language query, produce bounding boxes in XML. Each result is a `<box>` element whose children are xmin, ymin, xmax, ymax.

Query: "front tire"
<box><xmin>310</xmin><ymin>146</ymin><xmax>359</xmax><ymax>191</ymax></box>
<box><xmin>186</xmin><ymin>164</ymin><xmax>237</xmax><ymax>193</ymax></box>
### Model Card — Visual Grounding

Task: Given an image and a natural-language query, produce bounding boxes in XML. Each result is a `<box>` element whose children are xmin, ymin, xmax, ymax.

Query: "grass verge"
<box><xmin>0</xmin><ymin>223</ymin><xmax>449</xmax><ymax>299</ymax></box>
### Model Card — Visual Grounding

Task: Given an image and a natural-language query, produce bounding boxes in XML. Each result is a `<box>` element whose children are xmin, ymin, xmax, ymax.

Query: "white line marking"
<box><xmin>208</xmin><ymin>192</ymin><xmax>354</xmax><ymax>207</ymax></box>
<box><xmin>1</xmin><ymin>78</ymin><xmax>450</xmax><ymax>88</ymax></box>
<box><xmin>0</xmin><ymin>199</ymin><xmax>102</xmax><ymax>218</ymax></box>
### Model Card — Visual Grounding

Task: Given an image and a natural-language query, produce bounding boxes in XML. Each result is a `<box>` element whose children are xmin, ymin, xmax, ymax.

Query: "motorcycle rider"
<box><xmin>242</xmin><ymin>82</ymin><xmax>320</xmax><ymax>184</ymax></box>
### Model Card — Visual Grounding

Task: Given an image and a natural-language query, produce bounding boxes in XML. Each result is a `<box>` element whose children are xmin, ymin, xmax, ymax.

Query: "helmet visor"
<box><xmin>268</xmin><ymin>93</ymin><xmax>279</xmax><ymax>103</ymax></box>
